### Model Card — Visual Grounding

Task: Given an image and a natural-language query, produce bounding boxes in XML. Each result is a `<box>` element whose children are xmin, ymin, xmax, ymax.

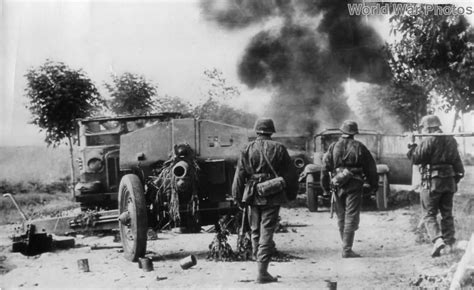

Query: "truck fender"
<box><xmin>376</xmin><ymin>164</ymin><xmax>390</xmax><ymax>174</ymax></box>
<box><xmin>299</xmin><ymin>164</ymin><xmax>322</xmax><ymax>182</ymax></box>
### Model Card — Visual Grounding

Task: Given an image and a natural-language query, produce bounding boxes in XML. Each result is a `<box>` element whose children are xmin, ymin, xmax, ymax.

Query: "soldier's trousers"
<box><xmin>335</xmin><ymin>180</ymin><xmax>363</xmax><ymax>234</ymax></box>
<box><xmin>421</xmin><ymin>182</ymin><xmax>455</xmax><ymax>245</ymax></box>
<box><xmin>248</xmin><ymin>204</ymin><xmax>280</xmax><ymax>263</ymax></box>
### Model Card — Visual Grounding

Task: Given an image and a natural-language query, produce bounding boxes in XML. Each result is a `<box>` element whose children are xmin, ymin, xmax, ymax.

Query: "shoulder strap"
<box><xmin>246</xmin><ymin>143</ymin><xmax>255</xmax><ymax>175</ymax></box>
<box><xmin>258</xmin><ymin>141</ymin><xmax>279</xmax><ymax>177</ymax></box>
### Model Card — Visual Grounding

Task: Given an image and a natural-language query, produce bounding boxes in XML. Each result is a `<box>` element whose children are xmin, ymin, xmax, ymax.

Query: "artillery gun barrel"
<box><xmin>172</xmin><ymin>161</ymin><xmax>189</xmax><ymax>178</ymax></box>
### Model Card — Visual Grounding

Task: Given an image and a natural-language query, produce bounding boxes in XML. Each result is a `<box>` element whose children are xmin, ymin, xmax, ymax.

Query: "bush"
<box><xmin>0</xmin><ymin>178</ymin><xmax>69</xmax><ymax>194</ymax></box>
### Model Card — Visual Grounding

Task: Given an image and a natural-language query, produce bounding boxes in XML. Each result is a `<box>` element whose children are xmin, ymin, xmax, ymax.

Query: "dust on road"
<box><xmin>0</xmin><ymin>202</ymin><xmax>459</xmax><ymax>289</ymax></box>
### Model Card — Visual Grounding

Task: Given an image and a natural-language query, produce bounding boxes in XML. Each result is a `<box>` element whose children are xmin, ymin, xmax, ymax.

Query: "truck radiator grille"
<box><xmin>105</xmin><ymin>150</ymin><xmax>120</xmax><ymax>191</ymax></box>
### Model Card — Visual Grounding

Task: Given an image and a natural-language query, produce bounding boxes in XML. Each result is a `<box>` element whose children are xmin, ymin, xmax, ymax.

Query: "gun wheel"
<box><xmin>306</xmin><ymin>174</ymin><xmax>319</xmax><ymax>212</ymax></box>
<box><xmin>118</xmin><ymin>174</ymin><xmax>147</xmax><ymax>262</ymax></box>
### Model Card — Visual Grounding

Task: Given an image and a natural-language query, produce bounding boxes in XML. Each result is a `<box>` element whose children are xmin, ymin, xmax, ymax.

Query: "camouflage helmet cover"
<box><xmin>340</xmin><ymin>120</ymin><xmax>359</xmax><ymax>135</ymax></box>
<box><xmin>254</xmin><ymin>118</ymin><xmax>276</xmax><ymax>134</ymax></box>
<box><xmin>420</xmin><ymin>115</ymin><xmax>442</xmax><ymax>128</ymax></box>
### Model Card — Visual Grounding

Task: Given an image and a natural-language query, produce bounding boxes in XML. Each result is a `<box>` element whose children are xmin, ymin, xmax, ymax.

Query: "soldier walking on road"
<box><xmin>321</xmin><ymin>120</ymin><xmax>378</xmax><ymax>258</ymax></box>
<box><xmin>232</xmin><ymin>118</ymin><xmax>298</xmax><ymax>283</ymax></box>
<box><xmin>407</xmin><ymin>115</ymin><xmax>464</xmax><ymax>257</ymax></box>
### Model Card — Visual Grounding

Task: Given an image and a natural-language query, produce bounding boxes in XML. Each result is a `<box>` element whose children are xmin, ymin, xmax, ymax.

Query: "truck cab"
<box><xmin>74</xmin><ymin>113</ymin><xmax>181</xmax><ymax>209</ymax></box>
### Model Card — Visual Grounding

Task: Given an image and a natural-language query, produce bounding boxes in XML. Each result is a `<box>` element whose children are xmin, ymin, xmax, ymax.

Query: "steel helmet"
<box><xmin>340</xmin><ymin>120</ymin><xmax>359</xmax><ymax>135</ymax></box>
<box><xmin>254</xmin><ymin>118</ymin><xmax>276</xmax><ymax>135</ymax></box>
<box><xmin>420</xmin><ymin>115</ymin><xmax>442</xmax><ymax>128</ymax></box>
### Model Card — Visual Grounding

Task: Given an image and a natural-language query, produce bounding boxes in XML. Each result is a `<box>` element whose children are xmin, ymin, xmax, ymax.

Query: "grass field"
<box><xmin>0</xmin><ymin>145</ymin><xmax>78</xmax><ymax>184</ymax></box>
<box><xmin>0</xmin><ymin>145</ymin><xmax>79</xmax><ymax>224</ymax></box>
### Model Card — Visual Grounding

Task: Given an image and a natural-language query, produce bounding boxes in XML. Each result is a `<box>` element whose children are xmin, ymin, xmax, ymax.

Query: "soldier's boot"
<box><xmin>339</xmin><ymin>229</ymin><xmax>344</xmax><ymax>241</ymax></box>
<box><xmin>256</xmin><ymin>261</ymin><xmax>278</xmax><ymax>284</ymax></box>
<box><xmin>342</xmin><ymin>232</ymin><xmax>361</xmax><ymax>258</ymax></box>
<box><xmin>431</xmin><ymin>237</ymin><xmax>446</xmax><ymax>258</ymax></box>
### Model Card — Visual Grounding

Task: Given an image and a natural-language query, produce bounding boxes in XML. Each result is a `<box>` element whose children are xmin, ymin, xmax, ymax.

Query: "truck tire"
<box><xmin>376</xmin><ymin>173</ymin><xmax>389</xmax><ymax>210</ymax></box>
<box><xmin>306</xmin><ymin>174</ymin><xmax>318</xmax><ymax>212</ymax></box>
<box><xmin>118</xmin><ymin>174</ymin><xmax>148</xmax><ymax>262</ymax></box>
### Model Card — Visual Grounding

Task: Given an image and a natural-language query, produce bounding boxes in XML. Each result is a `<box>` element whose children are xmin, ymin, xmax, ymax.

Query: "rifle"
<box><xmin>417</xmin><ymin>164</ymin><xmax>431</xmax><ymax>229</ymax></box>
<box><xmin>328</xmin><ymin>172</ymin><xmax>336</xmax><ymax>219</ymax></box>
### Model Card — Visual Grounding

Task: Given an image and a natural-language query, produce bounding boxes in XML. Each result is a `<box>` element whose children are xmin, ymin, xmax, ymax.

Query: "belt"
<box><xmin>250</xmin><ymin>173</ymin><xmax>272</xmax><ymax>182</ymax></box>
<box><xmin>430</xmin><ymin>164</ymin><xmax>453</xmax><ymax>170</ymax></box>
<box><xmin>334</xmin><ymin>167</ymin><xmax>363</xmax><ymax>174</ymax></box>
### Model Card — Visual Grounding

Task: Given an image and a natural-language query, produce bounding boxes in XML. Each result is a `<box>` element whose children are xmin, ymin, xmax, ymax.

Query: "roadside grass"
<box><xmin>409</xmin><ymin>193</ymin><xmax>474</xmax><ymax>245</ymax></box>
<box><xmin>0</xmin><ymin>191</ymin><xmax>78</xmax><ymax>225</ymax></box>
<box><xmin>407</xmin><ymin>197</ymin><xmax>468</xmax><ymax>288</ymax></box>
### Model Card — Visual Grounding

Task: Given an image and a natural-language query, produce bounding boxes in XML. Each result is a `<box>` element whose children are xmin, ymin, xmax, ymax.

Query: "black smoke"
<box><xmin>201</xmin><ymin>0</ymin><xmax>391</xmax><ymax>134</ymax></box>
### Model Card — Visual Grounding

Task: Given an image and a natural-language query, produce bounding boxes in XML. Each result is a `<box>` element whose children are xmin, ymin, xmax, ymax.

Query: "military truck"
<box><xmin>301</xmin><ymin>129</ymin><xmax>412</xmax><ymax>212</ymax></box>
<box><xmin>116</xmin><ymin>118</ymin><xmax>250</xmax><ymax>261</ymax></box>
<box><xmin>74</xmin><ymin>113</ymin><xmax>181</xmax><ymax>209</ymax></box>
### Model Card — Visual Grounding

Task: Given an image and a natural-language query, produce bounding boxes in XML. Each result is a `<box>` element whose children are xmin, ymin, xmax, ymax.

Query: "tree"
<box><xmin>388</xmin><ymin>9</ymin><xmax>474</xmax><ymax>129</ymax></box>
<box><xmin>152</xmin><ymin>95</ymin><xmax>193</xmax><ymax>117</ymax></box>
<box><xmin>351</xmin><ymin>82</ymin><xmax>427</xmax><ymax>132</ymax></box>
<box><xmin>25</xmin><ymin>60</ymin><xmax>102</xmax><ymax>196</ymax></box>
<box><xmin>193</xmin><ymin>69</ymin><xmax>257</xmax><ymax>128</ymax></box>
<box><xmin>105</xmin><ymin>72</ymin><xmax>157</xmax><ymax>115</ymax></box>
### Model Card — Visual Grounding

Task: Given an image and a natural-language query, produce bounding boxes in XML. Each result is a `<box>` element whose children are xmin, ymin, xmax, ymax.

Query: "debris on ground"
<box><xmin>271</xmin><ymin>249</ymin><xmax>302</xmax><ymax>262</ymax></box>
<box><xmin>408</xmin><ymin>274</ymin><xmax>451</xmax><ymax>288</ymax></box>
<box><xmin>71</xmin><ymin>210</ymin><xmax>101</xmax><ymax>228</ymax></box>
<box><xmin>90</xmin><ymin>244</ymin><xmax>122</xmax><ymax>250</ymax></box>
<box><xmin>207</xmin><ymin>217</ymin><xmax>235</xmax><ymax>261</ymax></box>
<box><xmin>275</xmin><ymin>219</ymin><xmax>288</xmax><ymax>233</ymax></box>
<box><xmin>147</xmin><ymin>229</ymin><xmax>158</xmax><ymax>240</ymax></box>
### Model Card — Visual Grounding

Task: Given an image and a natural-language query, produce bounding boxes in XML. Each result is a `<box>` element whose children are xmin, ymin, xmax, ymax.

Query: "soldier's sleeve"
<box><xmin>320</xmin><ymin>144</ymin><xmax>334</xmax><ymax>193</ymax></box>
<box><xmin>452</xmin><ymin>139</ymin><xmax>465</xmax><ymax>179</ymax></box>
<box><xmin>280</xmin><ymin>146</ymin><xmax>298</xmax><ymax>201</ymax></box>
<box><xmin>232</xmin><ymin>150</ymin><xmax>248</xmax><ymax>202</ymax></box>
<box><xmin>361</xmin><ymin>145</ymin><xmax>378</xmax><ymax>192</ymax></box>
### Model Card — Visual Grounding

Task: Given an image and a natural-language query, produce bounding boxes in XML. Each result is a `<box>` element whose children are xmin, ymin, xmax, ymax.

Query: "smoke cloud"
<box><xmin>201</xmin><ymin>0</ymin><xmax>391</xmax><ymax>134</ymax></box>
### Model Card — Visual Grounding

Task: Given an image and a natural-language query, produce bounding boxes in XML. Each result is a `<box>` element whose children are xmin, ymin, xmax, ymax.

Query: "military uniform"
<box><xmin>232</xmin><ymin>118</ymin><xmax>298</xmax><ymax>283</ymax></box>
<box><xmin>321</xmin><ymin>120</ymin><xmax>378</xmax><ymax>258</ymax></box>
<box><xmin>407</xmin><ymin>115</ymin><xmax>464</xmax><ymax>256</ymax></box>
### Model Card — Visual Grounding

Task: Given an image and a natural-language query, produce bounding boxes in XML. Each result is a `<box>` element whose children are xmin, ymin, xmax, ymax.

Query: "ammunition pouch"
<box><xmin>256</xmin><ymin>176</ymin><xmax>286</xmax><ymax>197</ymax></box>
<box><xmin>331</xmin><ymin>167</ymin><xmax>363</xmax><ymax>187</ymax></box>
<box><xmin>242</xmin><ymin>174</ymin><xmax>272</xmax><ymax>203</ymax></box>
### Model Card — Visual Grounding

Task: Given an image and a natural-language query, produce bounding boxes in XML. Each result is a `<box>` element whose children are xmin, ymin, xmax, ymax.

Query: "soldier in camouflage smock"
<box><xmin>321</xmin><ymin>120</ymin><xmax>378</xmax><ymax>258</ymax></box>
<box><xmin>407</xmin><ymin>115</ymin><xmax>464</xmax><ymax>257</ymax></box>
<box><xmin>232</xmin><ymin>118</ymin><xmax>298</xmax><ymax>283</ymax></box>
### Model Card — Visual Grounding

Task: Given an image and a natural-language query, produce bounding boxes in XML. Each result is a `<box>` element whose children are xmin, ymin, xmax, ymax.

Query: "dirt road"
<box><xmin>0</xmin><ymin>200</ymin><xmax>459</xmax><ymax>289</ymax></box>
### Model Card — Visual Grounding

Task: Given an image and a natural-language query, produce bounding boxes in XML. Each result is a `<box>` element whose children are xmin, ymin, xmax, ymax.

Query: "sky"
<box><xmin>0</xmin><ymin>0</ymin><xmax>271</xmax><ymax>146</ymax></box>
<box><xmin>1</xmin><ymin>0</ymin><xmax>473</xmax><ymax>146</ymax></box>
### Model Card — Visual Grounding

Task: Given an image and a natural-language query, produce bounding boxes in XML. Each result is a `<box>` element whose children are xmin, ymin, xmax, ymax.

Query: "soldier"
<box><xmin>321</xmin><ymin>120</ymin><xmax>378</xmax><ymax>258</ymax></box>
<box><xmin>232</xmin><ymin>118</ymin><xmax>298</xmax><ymax>284</ymax></box>
<box><xmin>407</xmin><ymin>115</ymin><xmax>464</xmax><ymax>257</ymax></box>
